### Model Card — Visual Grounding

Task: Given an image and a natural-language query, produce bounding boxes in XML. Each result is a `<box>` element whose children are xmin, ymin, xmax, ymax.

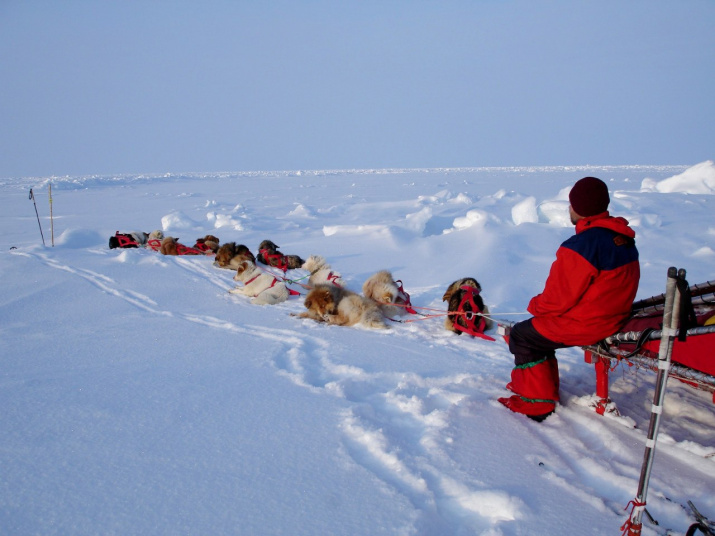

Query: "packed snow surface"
<box><xmin>1</xmin><ymin>162</ymin><xmax>714</xmax><ymax>535</ymax></box>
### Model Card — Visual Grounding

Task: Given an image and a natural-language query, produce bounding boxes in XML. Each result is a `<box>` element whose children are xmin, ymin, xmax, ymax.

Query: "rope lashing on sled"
<box><xmin>621</xmin><ymin>499</ymin><xmax>647</xmax><ymax>536</ymax></box>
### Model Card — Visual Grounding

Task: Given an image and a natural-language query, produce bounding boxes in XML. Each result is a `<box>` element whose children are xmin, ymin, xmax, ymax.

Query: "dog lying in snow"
<box><xmin>257</xmin><ymin>239</ymin><xmax>305</xmax><ymax>270</ymax></box>
<box><xmin>194</xmin><ymin>234</ymin><xmax>220</xmax><ymax>254</ymax></box>
<box><xmin>214</xmin><ymin>242</ymin><xmax>256</xmax><ymax>269</ymax></box>
<box><xmin>109</xmin><ymin>231</ymin><xmax>148</xmax><ymax>249</ymax></box>
<box><xmin>362</xmin><ymin>270</ymin><xmax>411</xmax><ymax>318</ymax></box>
<box><xmin>302</xmin><ymin>255</ymin><xmax>346</xmax><ymax>288</ymax></box>
<box><xmin>442</xmin><ymin>277</ymin><xmax>493</xmax><ymax>334</ymax></box>
<box><xmin>158</xmin><ymin>237</ymin><xmax>204</xmax><ymax>256</ymax></box>
<box><xmin>146</xmin><ymin>230</ymin><xmax>165</xmax><ymax>251</ymax></box>
<box><xmin>229</xmin><ymin>260</ymin><xmax>289</xmax><ymax>305</ymax></box>
<box><xmin>295</xmin><ymin>284</ymin><xmax>387</xmax><ymax>329</ymax></box>
<box><xmin>159</xmin><ymin>237</ymin><xmax>181</xmax><ymax>255</ymax></box>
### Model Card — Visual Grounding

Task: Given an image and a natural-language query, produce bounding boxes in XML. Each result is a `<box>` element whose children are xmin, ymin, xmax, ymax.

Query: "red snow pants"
<box><xmin>499</xmin><ymin>319</ymin><xmax>566</xmax><ymax>420</ymax></box>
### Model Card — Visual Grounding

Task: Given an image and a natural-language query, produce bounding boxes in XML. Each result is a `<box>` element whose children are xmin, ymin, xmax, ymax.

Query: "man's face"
<box><xmin>569</xmin><ymin>205</ymin><xmax>581</xmax><ymax>225</ymax></box>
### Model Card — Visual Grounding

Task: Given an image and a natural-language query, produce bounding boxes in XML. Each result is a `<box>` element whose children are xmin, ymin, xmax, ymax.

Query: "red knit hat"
<box><xmin>569</xmin><ymin>177</ymin><xmax>610</xmax><ymax>217</ymax></box>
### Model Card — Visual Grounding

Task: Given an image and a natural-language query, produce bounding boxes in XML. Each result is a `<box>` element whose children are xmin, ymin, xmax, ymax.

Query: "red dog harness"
<box><xmin>147</xmin><ymin>239</ymin><xmax>162</xmax><ymax>251</ymax></box>
<box><xmin>175</xmin><ymin>243</ymin><xmax>203</xmax><ymax>256</ymax></box>
<box><xmin>395</xmin><ymin>280</ymin><xmax>418</xmax><ymax>314</ymax></box>
<box><xmin>193</xmin><ymin>241</ymin><xmax>214</xmax><ymax>254</ymax></box>
<box><xmin>326</xmin><ymin>272</ymin><xmax>343</xmax><ymax>287</ymax></box>
<box><xmin>259</xmin><ymin>249</ymin><xmax>289</xmax><ymax>272</ymax></box>
<box><xmin>452</xmin><ymin>286</ymin><xmax>495</xmax><ymax>341</ymax></box>
<box><xmin>242</xmin><ymin>273</ymin><xmax>301</xmax><ymax>297</ymax></box>
<box><xmin>114</xmin><ymin>232</ymin><xmax>139</xmax><ymax>248</ymax></box>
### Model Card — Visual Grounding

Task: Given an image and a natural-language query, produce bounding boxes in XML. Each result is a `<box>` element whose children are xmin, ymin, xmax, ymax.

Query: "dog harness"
<box><xmin>451</xmin><ymin>285</ymin><xmax>495</xmax><ymax>341</ymax></box>
<box><xmin>193</xmin><ymin>240</ymin><xmax>215</xmax><ymax>254</ymax></box>
<box><xmin>113</xmin><ymin>232</ymin><xmax>139</xmax><ymax>248</ymax></box>
<box><xmin>259</xmin><ymin>249</ymin><xmax>289</xmax><ymax>272</ymax></box>
<box><xmin>175</xmin><ymin>243</ymin><xmax>203</xmax><ymax>256</ymax></box>
<box><xmin>147</xmin><ymin>239</ymin><xmax>162</xmax><ymax>251</ymax></box>
<box><xmin>326</xmin><ymin>272</ymin><xmax>343</xmax><ymax>287</ymax></box>
<box><xmin>242</xmin><ymin>274</ymin><xmax>301</xmax><ymax>297</ymax></box>
<box><xmin>395</xmin><ymin>280</ymin><xmax>418</xmax><ymax>314</ymax></box>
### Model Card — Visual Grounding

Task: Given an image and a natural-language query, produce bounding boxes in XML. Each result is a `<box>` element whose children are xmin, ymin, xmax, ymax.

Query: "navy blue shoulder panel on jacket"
<box><xmin>561</xmin><ymin>227</ymin><xmax>639</xmax><ymax>271</ymax></box>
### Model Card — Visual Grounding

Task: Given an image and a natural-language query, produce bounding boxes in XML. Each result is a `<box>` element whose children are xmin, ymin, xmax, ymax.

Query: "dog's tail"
<box><xmin>363</xmin><ymin>308</ymin><xmax>389</xmax><ymax>329</ymax></box>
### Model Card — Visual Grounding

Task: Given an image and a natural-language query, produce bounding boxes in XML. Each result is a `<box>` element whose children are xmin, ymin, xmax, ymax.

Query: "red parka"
<box><xmin>528</xmin><ymin>212</ymin><xmax>640</xmax><ymax>346</ymax></box>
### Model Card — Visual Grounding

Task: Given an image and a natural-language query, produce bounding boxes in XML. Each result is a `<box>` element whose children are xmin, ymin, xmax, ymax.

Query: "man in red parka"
<box><xmin>499</xmin><ymin>177</ymin><xmax>640</xmax><ymax>421</ymax></box>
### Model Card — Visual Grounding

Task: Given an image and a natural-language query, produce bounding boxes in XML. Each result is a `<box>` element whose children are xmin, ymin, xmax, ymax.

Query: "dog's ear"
<box><xmin>442</xmin><ymin>280</ymin><xmax>459</xmax><ymax>301</ymax></box>
<box><xmin>304</xmin><ymin>296</ymin><xmax>313</xmax><ymax>309</ymax></box>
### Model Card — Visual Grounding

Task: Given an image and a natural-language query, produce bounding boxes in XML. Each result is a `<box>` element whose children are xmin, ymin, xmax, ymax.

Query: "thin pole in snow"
<box><xmin>49</xmin><ymin>183</ymin><xmax>55</xmax><ymax>247</ymax></box>
<box><xmin>622</xmin><ymin>266</ymin><xmax>683</xmax><ymax>536</ymax></box>
<box><xmin>29</xmin><ymin>188</ymin><xmax>46</xmax><ymax>247</ymax></box>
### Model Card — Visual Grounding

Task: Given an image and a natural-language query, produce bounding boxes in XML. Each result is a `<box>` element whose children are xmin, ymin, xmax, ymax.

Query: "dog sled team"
<box><xmin>109</xmin><ymin>231</ymin><xmax>493</xmax><ymax>335</ymax></box>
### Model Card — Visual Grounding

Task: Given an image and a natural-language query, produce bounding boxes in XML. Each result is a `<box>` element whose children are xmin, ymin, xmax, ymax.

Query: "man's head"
<box><xmin>569</xmin><ymin>177</ymin><xmax>610</xmax><ymax>224</ymax></box>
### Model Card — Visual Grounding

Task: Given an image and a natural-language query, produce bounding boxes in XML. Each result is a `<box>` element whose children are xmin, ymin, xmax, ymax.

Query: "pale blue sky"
<box><xmin>1</xmin><ymin>0</ymin><xmax>713</xmax><ymax>177</ymax></box>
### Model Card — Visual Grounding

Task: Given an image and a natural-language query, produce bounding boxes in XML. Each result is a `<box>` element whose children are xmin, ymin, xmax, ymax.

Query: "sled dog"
<box><xmin>194</xmin><ymin>234</ymin><xmax>220</xmax><ymax>254</ymax></box>
<box><xmin>362</xmin><ymin>270</ymin><xmax>412</xmax><ymax>318</ymax></box>
<box><xmin>257</xmin><ymin>239</ymin><xmax>305</xmax><ymax>270</ymax></box>
<box><xmin>442</xmin><ymin>278</ymin><xmax>493</xmax><ymax>333</ymax></box>
<box><xmin>302</xmin><ymin>255</ymin><xmax>346</xmax><ymax>288</ymax></box>
<box><xmin>229</xmin><ymin>260</ymin><xmax>289</xmax><ymax>305</ymax></box>
<box><xmin>297</xmin><ymin>284</ymin><xmax>387</xmax><ymax>329</ymax></box>
<box><xmin>215</xmin><ymin>242</ymin><xmax>255</xmax><ymax>269</ymax></box>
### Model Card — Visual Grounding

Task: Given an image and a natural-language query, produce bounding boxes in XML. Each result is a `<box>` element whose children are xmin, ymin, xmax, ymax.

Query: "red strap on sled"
<box><xmin>452</xmin><ymin>286</ymin><xmax>495</xmax><ymax>341</ymax></box>
<box><xmin>259</xmin><ymin>249</ymin><xmax>289</xmax><ymax>272</ymax></box>
<box><xmin>395</xmin><ymin>280</ymin><xmax>418</xmax><ymax>314</ymax></box>
<box><xmin>147</xmin><ymin>239</ymin><xmax>162</xmax><ymax>251</ymax></box>
<box><xmin>620</xmin><ymin>499</ymin><xmax>646</xmax><ymax>536</ymax></box>
<box><xmin>115</xmin><ymin>232</ymin><xmax>139</xmax><ymax>248</ymax></box>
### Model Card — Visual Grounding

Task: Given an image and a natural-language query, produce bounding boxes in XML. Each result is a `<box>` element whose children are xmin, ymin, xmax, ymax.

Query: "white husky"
<box><xmin>229</xmin><ymin>260</ymin><xmax>289</xmax><ymax>305</ymax></box>
<box><xmin>302</xmin><ymin>255</ymin><xmax>347</xmax><ymax>288</ymax></box>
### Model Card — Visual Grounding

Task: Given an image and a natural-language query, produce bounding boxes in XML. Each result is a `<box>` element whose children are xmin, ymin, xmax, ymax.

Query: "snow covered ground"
<box><xmin>1</xmin><ymin>163</ymin><xmax>714</xmax><ymax>535</ymax></box>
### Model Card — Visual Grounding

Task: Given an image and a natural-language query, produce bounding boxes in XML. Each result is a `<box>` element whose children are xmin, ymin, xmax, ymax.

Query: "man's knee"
<box><xmin>509</xmin><ymin>320</ymin><xmax>543</xmax><ymax>365</ymax></box>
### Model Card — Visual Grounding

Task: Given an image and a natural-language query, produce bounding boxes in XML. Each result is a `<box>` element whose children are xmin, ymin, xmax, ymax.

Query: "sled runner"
<box><xmin>686</xmin><ymin>501</ymin><xmax>715</xmax><ymax>536</ymax></box>
<box><xmin>583</xmin><ymin>273</ymin><xmax>715</xmax><ymax>415</ymax></box>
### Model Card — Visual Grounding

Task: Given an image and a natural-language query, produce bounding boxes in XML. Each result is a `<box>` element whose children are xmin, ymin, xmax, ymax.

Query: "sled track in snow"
<box><xmin>14</xmin><ymin>248</ymin><xmax>532</xmax><ymax>533</ymax></box>
<box><xmin>23</xmin><ymin>248</ymin><xmax>711</xmax><ymax>534</ymax></box>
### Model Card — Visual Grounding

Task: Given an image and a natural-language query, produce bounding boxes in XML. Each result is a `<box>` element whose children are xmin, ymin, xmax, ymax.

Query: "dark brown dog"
<box><xmin>214</xmin><ymin>242</ymin><xmax>255</xmax><ymax>269</ymax></box>
<box><xmin>257</xmin><ymin>239</ymin><xmax>305</xmax><ymax>270</ymax></box>
<box><xmin>195</xmin><ymin>234</ymin><xmax>220</xmax><ymax>253</ymax></box>
<box><xmin>442</xmin><ymin>278</ymin><xmax>493</xmax><ymax>333</ymax></box>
